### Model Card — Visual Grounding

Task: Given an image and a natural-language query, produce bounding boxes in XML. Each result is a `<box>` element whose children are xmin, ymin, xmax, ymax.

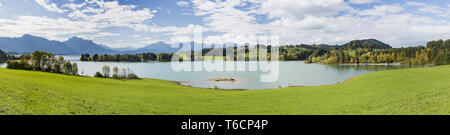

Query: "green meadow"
<box><xmin>0</xmin><ymin>65</ymin><xmax>449</xmax><ymax>115</ymax></box>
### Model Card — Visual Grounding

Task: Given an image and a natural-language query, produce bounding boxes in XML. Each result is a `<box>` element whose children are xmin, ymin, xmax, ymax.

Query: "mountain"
<box><xmin>0</xmin><ymin>34</ymin><xmax>184</xmax><ymax>55</ymax></box>
<box><xmin>123</xmin><ymin>41</ymin><xmax>181</xmax><ymax>54</ymax></box>
<box><xmin>110</xmin><ymin>46</ymin><xmax>138</xmax><ymax>52</ymax></box>
<box><xmin>0</xmin><ymin>34</ymin><xmax>76</xmax><ymax>54</ymax></box>
<box><xmin>63</xmin><ymin>36</ymin><xmax>118</xmax><ymax>54</ymax></box>
<box><xmin>0</xmin><ymin>34</ymin><xmax>394</xmax><ymax>55</ymax></box>
<box><xmin>340</xmin><ymin>39</ymin><xmax>392</xmax><ymax>50</ymax></box>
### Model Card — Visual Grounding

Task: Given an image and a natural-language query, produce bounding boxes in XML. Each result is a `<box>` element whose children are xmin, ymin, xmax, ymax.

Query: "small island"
<box><xmin>208</xmin><ymin>78</ymin><xmax>236</xmax><ymax>82</ymax></box>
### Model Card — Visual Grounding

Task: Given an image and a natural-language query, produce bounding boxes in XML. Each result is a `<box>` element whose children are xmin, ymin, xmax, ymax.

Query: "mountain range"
<box><xmin>0</xmin><ymin>34</ymin><xmax>182</xmax><ymax>55</ymax></box>
<box><xmin>0</xmin><ymin>34</ymin><xmax>392</xmax><ymax>55</ymax></box>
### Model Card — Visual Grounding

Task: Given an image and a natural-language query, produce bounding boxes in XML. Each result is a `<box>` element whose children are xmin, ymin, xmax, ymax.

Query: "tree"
<box><xmin>121</xmin><ymin>68</ymin><xmax>127</xmax><ymax>79</ymax></box>
<box><xmin>30</xmin><ymin>51</ymin><xmax>43</xmax><ymax>71</ymax></box>
<box><xmin>62</xmin><ymin>62</ymin><xmax>73</xmax><ymax>75</ymax></box>
<box><xmin>112</xmin><ymin>66</ymin><xmax>119</xmax><ymax>79</ymax></box>
<box><xmin>72</xmin><ymin>63</ymin><xmax>78</xmax><ymax>76</ymax></box>
<box><xmin>52</xmin><ymin>56</ymin><xmax>63</xmax><ymax>73</ymax></box>
<box><xmin>102</xmin><ymin>65</ymin><xmax>111</xmax><ymax>78</ymax></box>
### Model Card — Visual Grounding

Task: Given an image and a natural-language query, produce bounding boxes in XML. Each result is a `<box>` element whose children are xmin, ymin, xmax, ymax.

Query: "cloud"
<box><xmin>0</xmin><ymin>0</ymin><xmax>158</xmax><ymax>42</ymax></box>
<box><xmin>258</xmin><ymin>0</ymin><xmax>350</xmax><ymax>20</ymax></box>
<box><xmin>0</xmin><ymin>16</ymin><xmax>98</xmax><ymax>41</ymax></box>
<box><xmin>348</xmin><ymin>0</ymin><xmax>379</xmax><ymax>4</ymax></box>
<box><xmin>358</xmin><ymin>4</ymin><xmax>404</xmax><ymax>16</ymax></box>
<box><xmin>0</xmin><ymin>2</ymin><xmax>3</xmax><ymax>7</ymax></box>
<box><xmin>191</xmin><ymin>0</ymin><xmax>261</xmax><ymax>37</ymax></box>
<box><xmin>34</xmin><ymin>0</ymin><xmax>67</xmax><ymax>13</ymax></box>
<box><xmin>405</xmin><ymin>2</ymin><xmax>450</xmax><ymax>17</ymax></box>
<box><xmin>176</xmin><ymin>1</ymin><xmax>190</xmax><ymax>7</ymax></box>
<box><xmin>405</xmin><ymin>2</ymin><xmax>426</xmax><ymax>7</ymax></box>
<box><xmin>79</xmin><ymin>32</ymin><xmax>121</xmax><ymax>40</ymax></box>
<box><xmin>65</xmin><ymin>0</ymin><xmax>155</xmax><ymax>28</ymax></box>
<box><xmin>134</xmin><ymin>24</ymin><xmax>206</xmax><ymax>36</ymax></box>
<box><xmin>0</xmin><ymin>0</ymin><xmax>156</xmax><ymax>43</ymax></box>
<box><xmin>186</xmin><ymin>0</ymin><xmax>450</xmax><ymax>47</ymax></box>
<box><xmin>131</xmin><ymin>34</ymin><xmax>141</xmax><ymax>38</ymax></box>
<box><xmin>4</xmin><ymin>0</ymin><xmax>450</xmax><ymax>48</ymax></box>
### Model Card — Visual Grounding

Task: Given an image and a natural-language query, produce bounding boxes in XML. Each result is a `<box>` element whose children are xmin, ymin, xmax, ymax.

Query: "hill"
<box><xmin>63</xmin><ymin>37</ymin><xmax>118</xmax><ymax>54</ymax></box>
<box><xmin>122</xmin><ymin>41</ymin><xmax>181</xmax><ymax>54</ymax></box>
<box><xmin>340</xmin><ymin>39</ymin><xmax>392</xmax><ymax>50</ymax></box>
<box><xmin>0</xmin><ymin>34</ymin><xmax>76</xmax><ymax>54</ymax></box>
<box><xmin>0</xmin><ymin>66</ymin><xmax>448</xmax><ymax>115</ymax></box>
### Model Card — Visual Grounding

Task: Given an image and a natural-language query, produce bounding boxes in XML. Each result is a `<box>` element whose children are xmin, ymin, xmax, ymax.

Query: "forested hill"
<box><xmin>0</xmin><ymin>49</ymin><xmax>19</xmax><ymax>63</ymax></box>
<box><xmin>339</xmin><ymin>39</ymin><xmax>392</xmax><ymax>50</ymax></box>
<box><xmin>306</xmin><ymin>39</ymin><xmax>450</xmax><ymax>65</ymax></box>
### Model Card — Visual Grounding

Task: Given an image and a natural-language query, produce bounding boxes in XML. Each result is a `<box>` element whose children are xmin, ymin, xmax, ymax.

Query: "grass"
<box><xmin>0</xmin><ymin>65</ymin><xmax>449</xmax><ymax>115</ymax></box>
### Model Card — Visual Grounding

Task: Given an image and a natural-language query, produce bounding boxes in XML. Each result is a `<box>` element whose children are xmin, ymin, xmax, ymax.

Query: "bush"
<box><xmin>94</xmin><ymin>72</ymin><xmax>103</xmax><ymax>78</ymax></box>
<box><xmin>6</xmin><ymin>60</ymin><xmax>14</xmax><ymax>69</ymax></box>
<box><xmin>128</xmin><ymin>73</ymin><xmax>139</xmax><ymax>79</ymax></box>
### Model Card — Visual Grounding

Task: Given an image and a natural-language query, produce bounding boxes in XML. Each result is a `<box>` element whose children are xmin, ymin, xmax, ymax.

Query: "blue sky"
<box><xmin>0</xmin><ymin>0</ymin><xmax>449</xmax><ymax>48</ymax></box>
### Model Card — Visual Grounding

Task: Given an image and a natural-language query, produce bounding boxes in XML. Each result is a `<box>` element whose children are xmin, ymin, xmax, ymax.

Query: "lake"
<box><xmin>0</xmin><ymin>56</ymin><xmax>415</xmax><ymax>89</ymax></box>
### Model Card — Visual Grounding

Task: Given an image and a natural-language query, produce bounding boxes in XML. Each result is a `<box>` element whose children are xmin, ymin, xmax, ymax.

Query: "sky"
<box><xmin>0</xmin><ymin>0</ymin><xmax>449</xmax><ymax>48</ymax></box>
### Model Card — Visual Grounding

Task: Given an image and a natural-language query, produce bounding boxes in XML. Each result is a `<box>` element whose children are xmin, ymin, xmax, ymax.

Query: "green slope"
<box><xmin>0</xmin><ymin>66</ymin><xmax>449</xmax><ymax>115</ymax></box>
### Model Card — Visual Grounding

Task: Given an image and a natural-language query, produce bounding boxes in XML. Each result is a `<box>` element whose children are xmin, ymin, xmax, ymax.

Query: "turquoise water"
<box><xmin>1</xmin><ymin>56</ymin><xmax>412</xmax><ymax>89</ymax></box>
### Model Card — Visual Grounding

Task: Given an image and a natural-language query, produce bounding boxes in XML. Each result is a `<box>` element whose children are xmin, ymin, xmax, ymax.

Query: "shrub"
<box><xmin>128</xmin><ymin>73</ymin><xmax>139</xmax><ymax>79</ymax></box>
<box><xmin>94</xmin><ymin>72</ymin><xmax>103</xmax><ymax>78</ymax></box>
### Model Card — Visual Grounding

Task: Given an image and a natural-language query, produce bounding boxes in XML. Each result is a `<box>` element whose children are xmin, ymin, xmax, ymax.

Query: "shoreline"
<box><xmin>0</xmin><ymin>63</ymin><xmax>432</xmax><ymax>91</ymax></box>
<box><xmin>174</xmin><ymin>65</ymin><xmax>435</xmax><ymax>90</ymax></box>
<box><xmin>339</xmin><ymin>63</ymin><xmax>401</xmax><ymax>65</ymax></box>
<box><xmin>175</xmin><ymin>75</ymin><xmax>366</xmax><ymax>91</ymax></box>
<box><xmin>0</xmin><ymin>66</ymin><xmax>406</xmax><ymax>91</ymax></box>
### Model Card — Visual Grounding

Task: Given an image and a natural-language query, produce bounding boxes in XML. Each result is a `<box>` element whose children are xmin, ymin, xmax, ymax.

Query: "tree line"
<box><xmin>306</xmin><ymin>39</ymin><xmax>450</xmax><ymax>65</ymax></box>
<box><xmin>78</xmin><ymin>44</ymin><xmax>332</xmax><ymax>62</ymax></box>
<box><xmin>77</xmin><ymin>39</ymin><xmax>449</xmax><ymax>65</ymax></box>
<box><xmin>94</xmin><ymin>65</ymin><xmax>138</xmax><ymax>79</ymax></box>
<box><xmin>0</xmin><ymin>49</ymin><xmax>20</xmax><ymax>63</ymax></box>
<box><xmin>6</xmin><ymin>51</ymin><xmax>79</xmax><ymax>75</ymax></box>
<box><xmin>80</xmin><ymin>53</ymin><xmax>173</xmax><ymax>62</ymax></box>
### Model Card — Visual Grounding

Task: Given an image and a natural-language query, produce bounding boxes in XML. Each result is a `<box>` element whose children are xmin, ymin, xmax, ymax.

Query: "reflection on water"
<box><xmin>324</xmin><ymin>64</ymin><xmax>420</xmax><ymax>71</ymax></box>
<box><xmin>1</xmin><ymin>56</ymin><xmax>419</xmax><ymax>90</ymax></box>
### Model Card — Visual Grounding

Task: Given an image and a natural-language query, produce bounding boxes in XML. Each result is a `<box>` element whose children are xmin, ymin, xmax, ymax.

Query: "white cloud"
<box><xmin>358</xmin><ymin>4</ymin><xmax>404</xmax><ymax>16</ymax></box>
<box><xmin>259</xmin><ymin>0</ymin><xmax>350</xmax><ymax>20</ymax></box>
<box><xmin>79</xmin><ymin>32</ymin><xmax>121</xmax><ymax>40</ymax></box>
<box><xmin>405</xmin><ymin>2</ymin><xmax>426</xmax><ymax>7</ymax></box>
<box><xmin>0</xmin><ymin>16</ymin><xmax>98</xmax><ymax>41</ymax></box>
<box><xmin>187</xmin><ymin>0</ymin><xmax>450</xmax><ymax>47</ymax></box>
<box><xmin>0</xmin><ymin>0</ymin><xmax>155</xmax><ymax>43</ymax></box>
<box><xmin>134</xmin><ymin>24</ymin><xmax>206</xmax><ymax>36</ymax></box>
<box><xmin>176</xmin><ymin>1</ymin><xmax>190</xmax><ymax>7</ymax></box>
<box><xmin>131</xmin><ymin>34</ymin><xmax>141</xmax><ymax>38</ymax></box>
<box><xmin>63</xmin><ymin>2</ymin><xmax>86</xmax><ymax>10</ymax></box>
<box><xmin>65</xmin><ymin>0</ymin><xmax>155</xmax><ymax>28</ymax></box>
<box><xmin>3</xmin><ymin>0</ymin><xmax>450</xmax><ymax>48</ymax></box>
<box><xmin>349</xmin><ymin>0</ymin><xmax>379</xmax><ymax>4</ymax></box>
<box><xmin>0</xmin><ymin>2</ymin><xmax>3</xmax><ymax>7</ymax></box>
<box><xmin>405</xmin><ymin>2</ymin><xmax>450</xmax><ymax>17</ymax></box>
<box><xmin>191</xmin><ymin>0</ymin><xmax>261</xmax><ymax>37</ymax></box>
<box><xmin>34</xmin><ymin>0</ymin><xmax>67</xmax><ymax>13</ymax></box>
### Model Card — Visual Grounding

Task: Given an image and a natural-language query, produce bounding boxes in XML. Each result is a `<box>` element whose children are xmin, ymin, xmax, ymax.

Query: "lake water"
<box><xmin>0</xmin><ymin>56</ymin><xmax>414</xmax><ymax>89</ymax></box>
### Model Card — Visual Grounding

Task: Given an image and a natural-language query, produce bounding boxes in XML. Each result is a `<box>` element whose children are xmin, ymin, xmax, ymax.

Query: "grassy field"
<box><xmin>0</xmin><ymin>66</ymin><xmax>449</xmax><ymax>115</ymax></box>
